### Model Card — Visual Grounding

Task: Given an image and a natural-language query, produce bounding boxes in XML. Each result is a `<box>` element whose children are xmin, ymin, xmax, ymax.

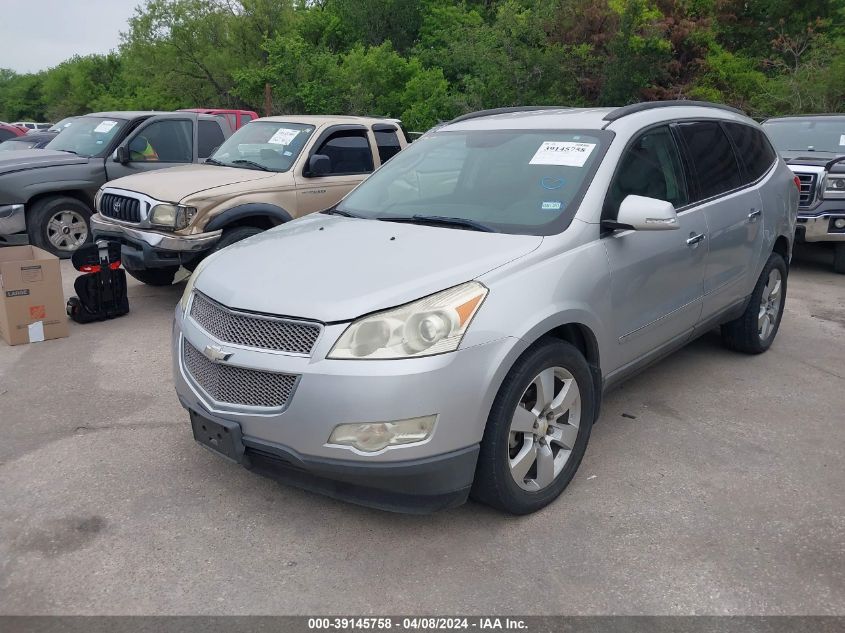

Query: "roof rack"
<box><xmin>603</xmin><ymin>100</ymin><xmax>745</xmax><ymax>122</ymax></box>
<box><xmin>448</xmin><ymin>106</ymin><xmax>569</xmax><ymax>125</ymax></box>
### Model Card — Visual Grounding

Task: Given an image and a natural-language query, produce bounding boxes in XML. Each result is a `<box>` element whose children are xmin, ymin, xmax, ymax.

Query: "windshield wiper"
<box><xmin>204</xmin><ymin>157</ymin><xmax>225</xmax><ymax>166</ymax></box>
<box><xmin>322</xmin><ymin>207</ymin><xmax>362</xmax><ymax>218</ymax></box>
<box><xmin>230</xmin><ymin>159</ymin><xmax>270</xmax><ymax>171</ymax></box>
<box><xmin>378</xmin><ymin>214</ymin><xmax>496</xmax><ymax>233</ymax></box>
<box><xmin>57</xmin><ymin>149</ymin><xmax>78</xmax><ymax>155</ymax></box>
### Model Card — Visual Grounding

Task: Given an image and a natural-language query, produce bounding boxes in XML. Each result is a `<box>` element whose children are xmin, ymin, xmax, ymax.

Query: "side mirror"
<box><xmin>113</xmin><ymin>146</ymin><xmax>129</xmax><ymax>164</ymax></box>
<box><xmin>605</xmin><ymin>195</ymin><xmax>679</xmax><ymax>231</ymax></box>
<box><xmin>307</xmin><ymin>154</ymin><xmax>331</xmax><ymax>177</ymax></box>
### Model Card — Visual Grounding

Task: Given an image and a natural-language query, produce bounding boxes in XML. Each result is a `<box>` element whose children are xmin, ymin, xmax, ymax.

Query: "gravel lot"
<box><xmin>0</xmin><ymin>244</ymin><xmax>843</xmax><ymax>615</ymax></box>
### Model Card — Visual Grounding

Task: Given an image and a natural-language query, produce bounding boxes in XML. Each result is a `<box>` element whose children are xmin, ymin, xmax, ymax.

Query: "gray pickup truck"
<box><xmin>0</xmin><ymin>111</ymin><xmax>230</xmax><ymax>257</ymax></box>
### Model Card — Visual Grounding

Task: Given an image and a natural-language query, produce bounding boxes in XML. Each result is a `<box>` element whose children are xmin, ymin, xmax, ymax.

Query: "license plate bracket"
<box><xmin>189</xmin><ymin>411</ymin><xmax>245</xmax><ymax>464</ymax></box>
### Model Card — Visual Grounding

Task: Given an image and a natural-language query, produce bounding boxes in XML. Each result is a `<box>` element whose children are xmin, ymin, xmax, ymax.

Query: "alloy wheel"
<box><xmin>47</xmin><ymin>209</ymin><xmax>88</xmax><ymax>252</ymax></box>
<box><xmin>758</xmin><ymin>268</ymin><xmax>783</xmax><ymax>342</ymax></box>
<box><xmin>507</xmin><ymin>366</ymin><xmax>581</xmax><ymax>491</ymax></box>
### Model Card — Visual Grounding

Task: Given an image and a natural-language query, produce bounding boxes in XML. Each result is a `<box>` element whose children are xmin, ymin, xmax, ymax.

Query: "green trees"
<box><xmin>1</xmin><ymin>0</ymin><xmax>843</xmax><ymax>129</ymax></box>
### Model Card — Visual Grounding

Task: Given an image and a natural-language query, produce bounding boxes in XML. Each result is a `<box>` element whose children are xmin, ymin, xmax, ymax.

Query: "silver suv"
<box><xmin>172</xmin><ymin>102</ymin><xmax>798</xmax><ymax>514</ymax></box>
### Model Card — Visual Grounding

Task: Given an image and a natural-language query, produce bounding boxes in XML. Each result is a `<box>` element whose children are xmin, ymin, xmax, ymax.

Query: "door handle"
<box><xmin>748</xmin><ymin>208</ymin><xmax>762</xmax><ymax>222</ymax></box>
<box><xmin>686</xmin><ymin>233</ymin><xmax>706</xmax><ymax>246</ymax></box>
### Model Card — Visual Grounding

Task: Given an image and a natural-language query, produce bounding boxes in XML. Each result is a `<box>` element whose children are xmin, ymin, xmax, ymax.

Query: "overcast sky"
<box><xmin>0</xmin><ymin>0</ymin><xmax>140</xmax><ymax>73</ymax></box>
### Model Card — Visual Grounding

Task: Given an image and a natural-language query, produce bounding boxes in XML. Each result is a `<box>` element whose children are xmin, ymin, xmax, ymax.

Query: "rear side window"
<box><xmin>198</xmin><ymin>120</ymin><xmax>225</xmax><ymax>158</ymax></box>
<box><xmin>374</xmin><ymin>128</ymin><xmax>402</xmax><ymax>164</ymax></box>
<box><xmin>724</xmin><ymin>122</ymin><xmax>777</xmax><ymax>183</ymax></box>
<box><xmin>677</xmin><ymin>122</ymin><xmax>743</xmax><ymax>200</ymax></box>
<box><xmin>314</xmin><ymin>132</ymin><xmax>374</xmax><ymax>175</ymax></box>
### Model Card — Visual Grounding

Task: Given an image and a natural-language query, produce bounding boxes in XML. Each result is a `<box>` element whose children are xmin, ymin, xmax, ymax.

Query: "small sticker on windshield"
<box><xmin>530</xmin><ymin>141</ymin><xmax>596</xmax><ymax>167</ymax></box>
<box><xmin>268</xmin><ymin>128</ymin><xmax>299</xmax><ymax>145</ymax></box>
<box><xmin>840</xmin><ymin>134</ymin><xmax>845</xmax><ymax>146</ymax></box>
<box><xmin>541</xmin><ymin>201</ymin><xmax>562</xmax><ymax>211</ymax></box>
<box><xmin>94</xmin><ymin>120</ymin><xmax>117</xmax><ymax>134</ymax></box>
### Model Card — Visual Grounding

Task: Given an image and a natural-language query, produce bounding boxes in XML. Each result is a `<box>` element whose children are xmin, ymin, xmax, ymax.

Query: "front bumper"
<box><xmin>173</xmin><ymin>302</ymin><xmax>519</xmax><ymax>511</ymax></box>
<box><xmin>0</xmin><ymin>203</ymin><xmax>25</xmax><ymax>236</ymax></box>
<box><xmin>90</xmin><ymin>214</ymin><xmax>221</xmax><ymax>269</ymax></box>
<box><xmin>796</xmin><ymin>205</ymin><xmax>845</xmax><ymax>243</ymax></box>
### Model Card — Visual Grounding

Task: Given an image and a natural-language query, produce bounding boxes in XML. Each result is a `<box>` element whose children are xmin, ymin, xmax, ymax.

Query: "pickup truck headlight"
<box><xmin>150</xmin><ymin>203</ymin><xmax>197</xmax><ymax>229</ymax></box>
<box><xmin>824</xmin><ymin>174</ymin><xmax>845</xmax><ymax>199</ymax></box>
<box><xmin>328</xmin><ymin>281</ymin><xmax>488</xmax><ymax>359</ymax></box>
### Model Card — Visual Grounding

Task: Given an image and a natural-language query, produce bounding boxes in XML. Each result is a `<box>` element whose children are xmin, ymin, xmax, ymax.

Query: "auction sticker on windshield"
<box><xmin>530</xmin><ymin>141</ymin><xmax>595</xmax><ymax>167</ymax></box>
<box><xmin>268</xmin><ymin>128</ymin><xmax>299</xmax><ymax>145</ymax></box>
<box><xmin>94</xmin><ymin>120</ymin><xmax>118</xmax><ymax>134</ymax></box>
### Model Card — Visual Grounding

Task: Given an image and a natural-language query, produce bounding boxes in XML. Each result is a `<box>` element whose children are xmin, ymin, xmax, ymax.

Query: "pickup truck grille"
<box><xmin>100</xmin><ymin>193</ymin><xmax>141</xmax><ymax>223</ymax></box>
<box><xmin>182</xmin><ymin>339</ymin><xmax>298</xmax><ymax>409</ymax></box>
<box><xmin>794</xmin><ymin>172</ymin><xmax>817</xmax><ymax>209</ymax></box>
<box><xmin>189</xmin><ymin>291</ymin><xmax>321</xmax><ymax>355</ymax></box>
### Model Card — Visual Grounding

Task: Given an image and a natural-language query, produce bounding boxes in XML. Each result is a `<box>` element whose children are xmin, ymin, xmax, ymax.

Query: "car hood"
<box><xmin>0</xmin><ymin>149</ymin><xmax>88</xmax><ymax>175</ymax></box>
<box><xmin>106</xmin><ymin>164</ymin><xmax>279</xmax><ymax>203</ymax></box>
<box><xmin>195</xmin><ymin>214</ymin><xmax>543</xmax><ymax>322</ymax></box>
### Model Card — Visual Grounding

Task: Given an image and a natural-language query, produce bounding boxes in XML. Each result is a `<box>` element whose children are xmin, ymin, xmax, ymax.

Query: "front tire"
<box><xmin>834</xmin><ymin>243</ymin><xmax>845</xmax><ymax>275</ymax></box>
<box><xmin>126</xmin><ymin>267</ymin><xmax>179</xmax><ymax>286</ymax></box>
<box><xmin>27</xmin><ymin>196</ymin><xmax>92</xmax><ymax>258</ymax></box>
<box><xmin>721</xmin><ymin>252</ymin><xmax>787</xmax><ymax>354</ymax></box>
<box><xmin>211</xmin><ymin>226</ymin><xmax>264</xmax><ymax>253</ymax></box>
<box><xmin>471</xmin><ymin>339</ymin><xmax>595</xmax><ymax>514</ymax></box>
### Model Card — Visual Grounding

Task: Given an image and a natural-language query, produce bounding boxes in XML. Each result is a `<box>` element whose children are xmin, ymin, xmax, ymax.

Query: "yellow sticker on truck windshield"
<box><xmin>530</xmin><ymin>141</ymin><xmax>596</xmax><ymax>167</ymax></box>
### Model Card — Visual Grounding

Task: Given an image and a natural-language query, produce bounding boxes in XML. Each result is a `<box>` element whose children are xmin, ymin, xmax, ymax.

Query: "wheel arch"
<box><xmin>204</xmin><ymin>202</ymin><xmax>293</xmax><ymax>233</ymax></box>
<box><xmin>773</xmin><ymin>234</ymin><xmax>790</xmax><ymax>262</ymax></box>
<box><xmin>27</xmin><ymin>189</ymin><xmax>94</xmax><ymax>211</ymax></box>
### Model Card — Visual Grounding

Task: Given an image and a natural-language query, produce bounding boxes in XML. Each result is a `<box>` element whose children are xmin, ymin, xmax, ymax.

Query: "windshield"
<box><xmin>48</xmin><ymin>117</ymin><xmax>76</xmax><ymax>133</ymax></box>
<box><xmin>209</xmin><ymin>121</ymin><xmax>315</xmax><ymax>172</ymax></box>
<box><xmin>45</xmin><ymin>116</ymin><xmax>126</xmax><ymax>157</ymax></box>
<box><xmin>337</xmin><ymin>129</ymin><xmax>609</xmax><ymax>235</ymax></box>
<box><xmin>763</xmin><ymin>119</ymin><xmax>845</xmax><ymax>154</ymax></box>
<box><xmin>0</xmin><ymin>139</ymin><xmax>38</xmax><ymax>151</ymax></box>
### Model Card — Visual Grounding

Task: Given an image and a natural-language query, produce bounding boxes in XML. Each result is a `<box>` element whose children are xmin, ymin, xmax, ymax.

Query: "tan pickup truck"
<box><xmin>91</xmin><ymin>115</ymin><xmax>408</xmax><ymax>285</ymax></box>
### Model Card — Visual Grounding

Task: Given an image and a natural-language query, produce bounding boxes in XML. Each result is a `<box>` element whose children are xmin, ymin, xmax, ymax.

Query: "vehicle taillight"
<box><xmin>793</xmin><ymin>176</ymin><xmax>801</xmax><ymax>189</ymax></box>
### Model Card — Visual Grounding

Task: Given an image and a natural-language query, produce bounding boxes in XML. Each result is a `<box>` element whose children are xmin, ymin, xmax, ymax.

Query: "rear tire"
<box><xmin>471</xmin><ymin>339</ymin><xmax>595</xmax><ymax>514</ymax></box>
<box><xmin>126</xmin><ymin>267</ymin><xmax>179</xmax><ymax>286</ymax></box>
<box><xmin>834</xmin><ymin>243</ymin><xmax>845</xmax><ymax>274</ymax></box>
<box><xmin>721</xmin><ymin>252</ymin><xmax>787</xmax><ymax>354</ymax></box>
<box><xmin>27</xmin><ymin>196</ymin><xmax>92</xmax><ymax>258</ymax></box>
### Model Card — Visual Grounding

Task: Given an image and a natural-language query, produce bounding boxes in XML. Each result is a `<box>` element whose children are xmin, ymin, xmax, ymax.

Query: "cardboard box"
<box><xmin>0</xmin><ymin>245</ymin><xmax>69</xmax><ymax>346</ymax></box>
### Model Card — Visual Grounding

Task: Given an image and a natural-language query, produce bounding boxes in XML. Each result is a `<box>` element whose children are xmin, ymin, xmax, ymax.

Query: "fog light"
<box><xmin>834</xmin><ymin>218</ymin><xmax>845</xmax><ymax>229</ymax></box>
<box><xmin>328</xmin><ymin>415</ymin><xmax>437</xmax><ymax>452</ymax></box>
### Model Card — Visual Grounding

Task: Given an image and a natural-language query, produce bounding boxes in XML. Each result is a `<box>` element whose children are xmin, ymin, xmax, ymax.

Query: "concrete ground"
<box><xmin>0</xmin><ymin>244</ymin><xmax>842</xmax><ymax>615</ymax></box>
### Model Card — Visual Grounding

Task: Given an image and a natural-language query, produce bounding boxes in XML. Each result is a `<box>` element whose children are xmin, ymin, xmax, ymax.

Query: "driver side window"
<box><xmin>128</xmin><ymin>119</ymin><xmax>193</xmax><ymax>163</ymax></box>
<box><xmin>604</xmin><ymin>126</ymin><xmax>688</xmax><ymax>219</ymax></box>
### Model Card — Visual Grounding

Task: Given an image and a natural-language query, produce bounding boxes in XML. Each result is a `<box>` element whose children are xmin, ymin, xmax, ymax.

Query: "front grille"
<box><xmin>100</xmin><ymin>193</ymin><xmax>141</xmax><ymax>223</ymax></box>
<box><xmin>182</xmin><ymin>339</ymin><xmax>297</xmax><ymax>409</ymax></box>
<box><xmin>794</xmin><ymin>172</ymin><xmax>817</xmax><ymax>209</ymax></box>
<box><xmin>190</xmin><ymin>292</ymin><xmax>321</xmax><ymax>355</ymax></box>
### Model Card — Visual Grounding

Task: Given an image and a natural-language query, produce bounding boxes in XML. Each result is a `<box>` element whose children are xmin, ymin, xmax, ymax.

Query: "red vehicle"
<box><xmin>0</xmin><ymin>123</ymin><xmax>26</xmax><ymax>142</ymax></box>
<box><xmin>178</xmin><ymin>108</ymin><xmax>258</xmax><ymax>131</ymax></box>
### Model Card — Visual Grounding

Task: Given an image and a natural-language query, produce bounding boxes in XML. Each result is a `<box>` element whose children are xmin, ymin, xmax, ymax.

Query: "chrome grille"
<box><xmin>794</xmin><ymin>172</ymin><xmax>817</xmax><ymax>209</ymax></box>
<box><xmin>182</xmin><ymin>339</ymin><xmax>297</xmax><ymax>409</ymax></box>
<box><xmin>190</xmin><ymin>292</ymin><xmax>321</xmax><ymax>355</ymax></box>
<box><xmin>100</xmin><ymin>193</ymin><xmax>142</xmax><ymax>223</ymax></box>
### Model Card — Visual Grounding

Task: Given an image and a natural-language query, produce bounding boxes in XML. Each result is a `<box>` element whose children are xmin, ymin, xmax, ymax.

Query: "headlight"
<box><xmin>150</xmin><ymin>203</ymin><xmax>197</xmax><ymax>229</ymax></box>
<box><xmin>179</xmin><ymin>255</ymin><xmax>214</xmax><ymax>312</ymax></box>
<box><xmin>328</xmin><ymin>281</ymin><xmax>488</xmax><ymax>359</ymax></box>
<box><xmin>824</xmin><ymin>174</ymin><xmax>845</xmax><ymax>198</ymax></box>
<box><xmin>328</xmin><ymin>415</ymin><xmax>437</xmax><ymax>452</ymax></box>
<box><xmin>94</xmin><ymin>188</ymin><xmax>104</xmax><ymax>211</ymax></box>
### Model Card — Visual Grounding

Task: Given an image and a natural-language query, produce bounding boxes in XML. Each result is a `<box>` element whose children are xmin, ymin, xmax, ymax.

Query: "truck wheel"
<box><xmin>212</xmin><ymin>226</ymin><xmax>264</xmax><ymax>253</ymax></box>
<box><xmin>720</xmin><ymin>252</ymin><xmax>787</xmax><ymax>354</ymax></box>
<box><xmin>27</xmin><ymin>196</ymin><xmax>92</xmax><ymax>258</ymax></box>
<box><xmin>471</xmin><ymin>338</ymin><xmax>595</xmax><ymax>515</ymax></box>
<box><xmin>126</xmin><ymin>267</ymin><xmax>179</xmax><ymax>286</ymax></box>
<box><xmin>834</xmin><ymin>243</ymin><xmax>845</xmax><ymax>274</ymax></box>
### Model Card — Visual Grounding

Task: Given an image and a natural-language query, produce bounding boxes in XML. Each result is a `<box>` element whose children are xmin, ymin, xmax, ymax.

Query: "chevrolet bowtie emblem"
<box><xmin>203</xmin><ymin>344</ymin><xmax>233</xmax><ymax>362</ymax></box>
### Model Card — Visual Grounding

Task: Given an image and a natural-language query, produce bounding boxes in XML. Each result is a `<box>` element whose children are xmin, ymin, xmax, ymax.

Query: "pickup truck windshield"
<box><xmin>763</xmin><ymin>118</ymin><xmax>845</xmax><ymax>154</ymax></box>
<box><xmin>45</xmin><ymin>116</ymin><xmax>127</xmax><ymax>157</ymax></box>
<box><xmin>209</xmin><ymin>121</ymin><xmax>315</xmax><ymax>172</ymax></box>
<box><xmin>337</xmin><ymin>130</ymin><xmax>608</xmax><ymax>236</ymax></box>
